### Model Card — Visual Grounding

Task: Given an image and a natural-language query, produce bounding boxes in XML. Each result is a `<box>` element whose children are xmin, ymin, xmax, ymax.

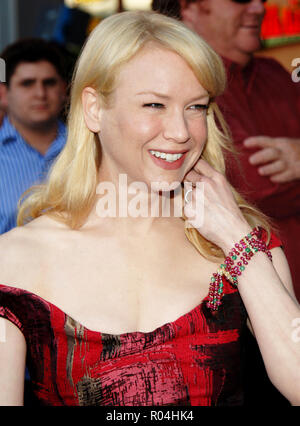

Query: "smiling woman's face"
<box><xmin>93</xmin><ymin>44</ymin><xmax>210</xmax><ymax>190</ymax></box>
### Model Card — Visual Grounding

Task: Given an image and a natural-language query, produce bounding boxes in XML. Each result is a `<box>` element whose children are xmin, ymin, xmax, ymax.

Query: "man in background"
<box><xmin>0</xmin><ymin>38</ymin><xmax>67</xmax><ymax>234</ymax></box>
<box><xmin>0</xmin><ymin>38</ymin><xmax>68</xmax><ymax>406</ymax></box>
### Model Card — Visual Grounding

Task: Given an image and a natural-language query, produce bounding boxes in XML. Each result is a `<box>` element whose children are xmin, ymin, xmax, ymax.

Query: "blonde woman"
<box><xmin>0</xmin><ymin>11</ymin><xmax>299</xmax><ymax>406</ymax></box>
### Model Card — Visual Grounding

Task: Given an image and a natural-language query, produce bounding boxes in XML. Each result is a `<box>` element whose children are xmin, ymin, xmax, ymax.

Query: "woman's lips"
<box><xmin>148</xmin><ymin>150</ymin><xmax>188</xmax><ymax>170</ymax></box>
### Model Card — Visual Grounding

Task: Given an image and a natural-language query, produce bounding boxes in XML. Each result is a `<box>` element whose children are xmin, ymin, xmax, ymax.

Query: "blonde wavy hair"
<box><xmin>17</xmin><ymin>11</ymin><xmax>270</xmax><ymax>261</ymax></box>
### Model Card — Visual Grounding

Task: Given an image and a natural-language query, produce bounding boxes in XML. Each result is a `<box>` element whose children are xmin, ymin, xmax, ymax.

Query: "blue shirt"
<box><xmin>0</xmin><ymin>116</ymin><xmax>67</xmax><ymax>234</ymax></box>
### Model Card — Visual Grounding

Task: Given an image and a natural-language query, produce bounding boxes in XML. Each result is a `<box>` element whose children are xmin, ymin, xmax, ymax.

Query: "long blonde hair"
<box><xmin>17</xmin><ymin>11</ymin><xmax>270</xmax><ymax>261</ymax></box>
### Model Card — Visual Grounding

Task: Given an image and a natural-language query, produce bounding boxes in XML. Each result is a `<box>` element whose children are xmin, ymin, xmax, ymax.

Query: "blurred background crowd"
<box><xmin>1</xmin><ymin>0</ymin><xmax>299</xmax><ymax>72</ymax></box>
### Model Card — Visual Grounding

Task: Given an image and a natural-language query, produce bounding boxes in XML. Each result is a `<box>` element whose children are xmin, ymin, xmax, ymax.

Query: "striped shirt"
<box><xmin>0</xmin><ymin>115</ymin><xmax>66</xmax><ymax>234</ymax></box>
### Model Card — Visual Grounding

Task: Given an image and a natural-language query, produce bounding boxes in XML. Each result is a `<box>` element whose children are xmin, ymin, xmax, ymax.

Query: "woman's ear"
<box><xmin>82</xmin><ymin>87</ymin><xmax>102</xmax><ymax>133</ymax></box>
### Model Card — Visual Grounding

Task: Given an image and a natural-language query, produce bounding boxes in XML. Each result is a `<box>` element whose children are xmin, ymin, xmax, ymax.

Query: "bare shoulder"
<box><xmin>0</xmin><ymin>215</ymin><xmax>67</xmax><ymax>293</ymax></box>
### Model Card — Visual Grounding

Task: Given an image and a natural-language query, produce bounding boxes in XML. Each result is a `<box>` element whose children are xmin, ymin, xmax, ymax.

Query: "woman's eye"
<box><xmin>143</xmin><ymin>103</ymin><xmax>164</xmax><ymax>109</ymax></box>
<box><xmin>189</xmin><ymin>104</ymin><xmax>209</xmax><ymax>111</ymax></box>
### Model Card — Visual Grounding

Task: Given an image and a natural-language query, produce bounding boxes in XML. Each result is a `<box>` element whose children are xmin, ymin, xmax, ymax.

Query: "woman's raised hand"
<box><xmin>183</xmin><ymin>159</ymin><xmax>252</xmax><ymax>252</ymax></box>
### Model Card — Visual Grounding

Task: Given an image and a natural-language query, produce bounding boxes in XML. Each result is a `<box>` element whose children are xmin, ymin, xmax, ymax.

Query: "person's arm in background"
<box><xmin>243</xmin><ymin>59</ymin><xmax>300</xmax><ymax>185</ymax></box>
<box><xmin>244</xmin><ymin>136</ymin><xmax>300</xmax><ymax>183</ymax></box>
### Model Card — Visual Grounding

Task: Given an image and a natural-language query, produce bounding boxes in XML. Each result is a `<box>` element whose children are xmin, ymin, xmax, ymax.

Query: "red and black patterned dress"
<box><xmin>0</xmin><ymin>231</ymin><xmax>281</xmax><ymax>406</ymax></box>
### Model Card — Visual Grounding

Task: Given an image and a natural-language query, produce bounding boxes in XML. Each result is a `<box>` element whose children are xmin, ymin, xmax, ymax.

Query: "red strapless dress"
<box><xmin>0</xmin><ymin>231</ymin><xmax>281</xmax><ymax>406</ymax></box>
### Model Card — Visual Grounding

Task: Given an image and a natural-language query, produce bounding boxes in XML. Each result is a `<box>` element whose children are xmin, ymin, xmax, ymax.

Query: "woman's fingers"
<box><xmin>184</xmin><ymin>159</ymin><xmax>215</xmax><ymax>184</ymax></box>
<box><xmin>184</xmin><ymin>169</ymin><xmax>203</xmax><ymax>185</ymax></box>
<box><xmin>183</xmin><ymin>159</ymin><xmax>252</xmax><ymax>250</ymax></box>
<box><xmin>192</xmin><ymin>158</ymin><xmax>216</xmax><ymax>178</ymax></box>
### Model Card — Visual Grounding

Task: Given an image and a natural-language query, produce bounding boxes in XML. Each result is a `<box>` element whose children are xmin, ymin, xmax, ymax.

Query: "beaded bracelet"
<box><xmin>207</xmin><ymin>228</ymin><xmax>272</xmax><ymax>311</ymax></box>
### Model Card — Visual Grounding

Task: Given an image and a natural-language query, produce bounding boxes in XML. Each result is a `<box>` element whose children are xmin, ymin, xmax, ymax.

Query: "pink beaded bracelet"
<box><xmin>207</xmin><ymin>228</ymin><xmax>272</xmax><ymax>311</ymax></box>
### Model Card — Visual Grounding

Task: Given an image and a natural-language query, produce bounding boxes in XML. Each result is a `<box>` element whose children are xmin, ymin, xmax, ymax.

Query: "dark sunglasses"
<box><xmin>232</xmin><ymin>0</ymin><xmax>267</xmax><ymax>3</ymax></box>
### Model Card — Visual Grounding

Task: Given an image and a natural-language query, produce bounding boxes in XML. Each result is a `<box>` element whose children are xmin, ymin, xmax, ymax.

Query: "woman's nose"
<box><xmin>163</xmin><ymin>110</ymin><xmax>189</xmax><ymax>143</ymax></box>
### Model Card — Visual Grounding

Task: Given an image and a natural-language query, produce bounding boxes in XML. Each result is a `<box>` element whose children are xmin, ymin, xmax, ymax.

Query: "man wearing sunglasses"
<box><xmin>158</xmin><ymin>0</ymin><xmax>267</xmax><ymax>66</ymax></box>
<box><xmin>153</xmin><ymin>0</ymin><xmax>300</xmax><ymax>406</ymax></box>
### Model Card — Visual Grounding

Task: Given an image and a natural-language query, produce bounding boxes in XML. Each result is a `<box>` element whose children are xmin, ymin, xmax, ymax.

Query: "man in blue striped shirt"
<box><xmin>0</xmin><ymin>39</ymin><xmax>67</xmax><ymax>234</ymax></box>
